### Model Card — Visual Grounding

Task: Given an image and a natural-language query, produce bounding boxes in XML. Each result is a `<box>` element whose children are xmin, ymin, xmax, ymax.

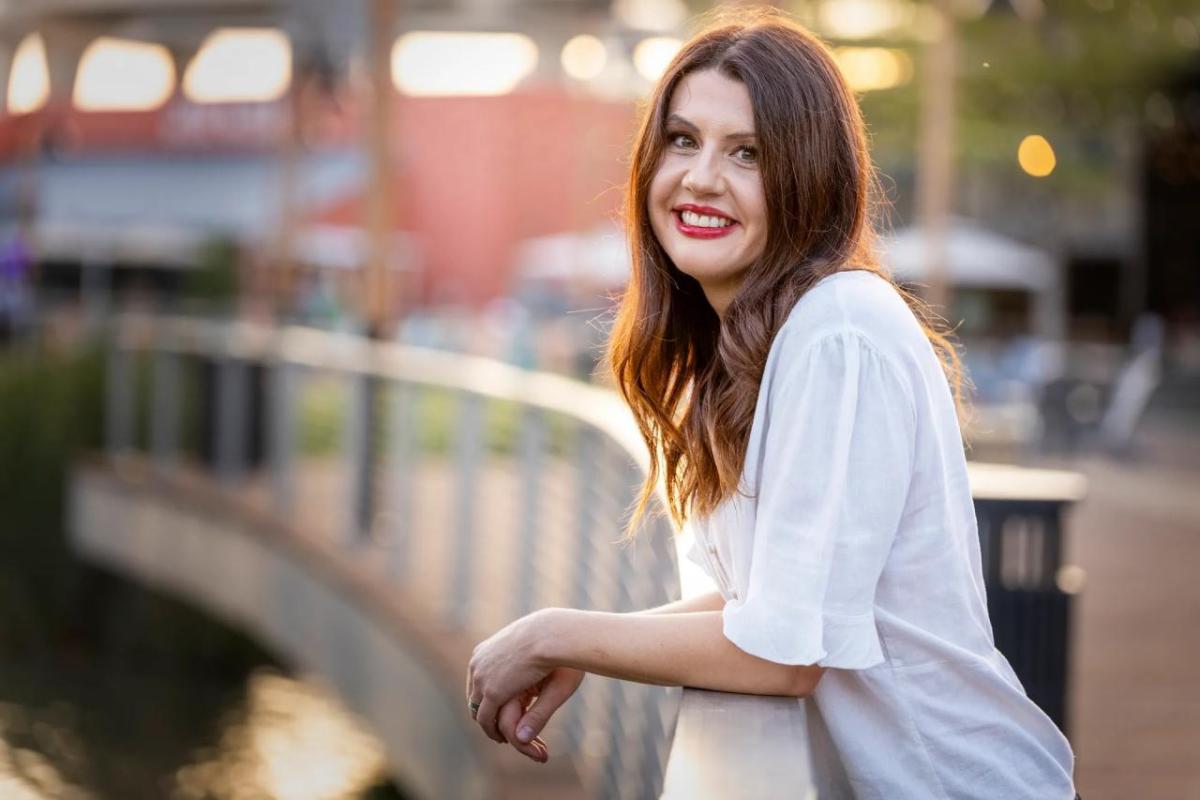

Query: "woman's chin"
<box><xmin>673</xmin><ymin>261</ymin><xmax>742</xmax><ymax>288</ymax></box>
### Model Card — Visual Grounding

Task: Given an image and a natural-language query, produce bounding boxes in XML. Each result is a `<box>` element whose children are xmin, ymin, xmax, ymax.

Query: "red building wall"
<box><xmin>0</xmin><ymin>87</ymin><xmax>639</xmax><ymax>307</ymax></box>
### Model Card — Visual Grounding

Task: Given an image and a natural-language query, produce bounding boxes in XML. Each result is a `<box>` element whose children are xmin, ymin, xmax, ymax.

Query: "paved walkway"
<box><xmin>1057</xmin><ymin>450</ymin><xmax>1200</xmax><ymax>799</ymax></box>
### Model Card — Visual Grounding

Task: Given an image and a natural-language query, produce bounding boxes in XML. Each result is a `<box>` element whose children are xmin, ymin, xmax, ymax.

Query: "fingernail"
<box><xmin>517</xmin><ymin>725</ymin><xmax>533</xmax><ymax>743</ymax></box>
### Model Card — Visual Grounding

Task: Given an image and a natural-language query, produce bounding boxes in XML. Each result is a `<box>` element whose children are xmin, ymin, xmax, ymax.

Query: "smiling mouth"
<box><xmin>678</xmin><ymin>209</ymin><xmax>736</xmax><ymax>228</ymax></box>
<box><xmin>673</xmin><ymin>209</ymin><xmax>739</xmax><ymax>239</ymax></box>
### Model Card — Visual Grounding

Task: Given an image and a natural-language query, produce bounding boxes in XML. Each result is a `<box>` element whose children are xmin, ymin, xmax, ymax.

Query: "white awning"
<box><xmin>879</xmin><ymin>218</ymin><xmax>1058</xmax><ymax>292</ymax></box>
<box><xmin>1</xmin><ymin>150</ymin><xmax>365</xmax><ymax>265</ymax></box>
<box><xmin>879</xmin><ymin>218</ymin><xmax>1067</xmax><ymax>340</ymax></box>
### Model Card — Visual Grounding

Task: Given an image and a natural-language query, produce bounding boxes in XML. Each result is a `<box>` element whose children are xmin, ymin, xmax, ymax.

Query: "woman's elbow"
<box><xmin>721</xmin><ymin>638</ymin><xmax>825</xmax><ymax>697</ymax></box>
<box><xmin>786</xmin><ymin>664</ymin><xmax>826</xmax><ymax>698</ymax></box>
<box><xmin>733</xmin><ymin>658</ymin><xmax>824</xmax><ymax>698</ymax></box>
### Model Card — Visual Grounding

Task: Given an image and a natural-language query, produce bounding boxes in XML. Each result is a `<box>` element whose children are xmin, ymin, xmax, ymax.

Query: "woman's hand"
<box><xmin>495</xmin><ymin>668</ymin><xmax>586</xmax><ymax>762</ymax></box>
<box><xmin>497</xmin><ymin>689</ymin><xmax>547</xmax><ymax>762</ymax></box>
<box><xmin>504</xmin><ymin>671</ymin><xmax>583</xmax><ymax>758</ymax></box>
<box><xmin>467</xmin><ymin>609</ymin><xmax>559</xmax><ymax>743</ymax></box>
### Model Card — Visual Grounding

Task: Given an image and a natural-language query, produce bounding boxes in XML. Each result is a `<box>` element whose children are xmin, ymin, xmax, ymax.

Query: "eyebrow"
<box><xmin>665</xmin><ymin>113</ymin><xmax>756</xmax><ymax>141</ymax></box>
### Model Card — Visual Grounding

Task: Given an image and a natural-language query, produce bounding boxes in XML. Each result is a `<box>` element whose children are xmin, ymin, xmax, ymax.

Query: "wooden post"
<box><xmin>365</xmin><ymin>0</ymin><xmax>397</xmax><ymax>337</ymax></box>
<box><xmin>349</xmin><ymin>0</ymin><xmax>399</xmax><ymax>544</ymax></box>
<box><xmin>915</xmin><ymin>0</ymin><xmax>957</xmax><ymax>317</ymax></box>
<box><xmin>270</xmin><ymin>47</ymin><xmax>303</xmax><ymax>320</ymax></box>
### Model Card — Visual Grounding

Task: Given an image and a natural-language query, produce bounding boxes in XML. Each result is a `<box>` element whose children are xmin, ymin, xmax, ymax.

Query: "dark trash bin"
<box><xmin>973</xmin><ymin>478</ymin><xmax>1084</xmax><ymax>737</ymax></box>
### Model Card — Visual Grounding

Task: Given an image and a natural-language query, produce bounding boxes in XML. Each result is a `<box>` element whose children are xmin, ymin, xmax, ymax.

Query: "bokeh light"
<box><xmin>818</xmin><ymin>0</ymin><xmax>907</xmax><ymax>40</ymax></box>
<box><xmin>74</xmin><ymin>37</ymin><xmax>175</xmax><ymax>112</ymax></box>
<box><xmin>1018</xmin><ymin>134</ymin><xmax>1057</xmax><ymax>177</ymax></box>
<box><xmin>633</xmin><ymin>36</ymin><xmax>683</xmax><ymax>83</ymax></box>
<box><xmin>834</xmin><ymin>47</ymin><xmax>913</xmax><ymax>92</ymax></box>
<box><xmin>392</xmin><ymin>32</ymin><xmax>539</xmax><ymax>97</ymax></box>
<box><xmin>7</xmin><ymin>32</ymin><xmax>50</xmax><ymax>114</ymax></box>
<box><xmin>561</xmin><ymin>34</ymin><xmax>608</xmax><ymax>81</ymax></box>
<box><xmin>183</xmin><ymin>28</ymin><xmax>292</xmax><ymax>104</ymax></box>
<box><xmin>612</xmin><ymin>0</ymin><xmax>688</xmax><ymax>32</ymax></box>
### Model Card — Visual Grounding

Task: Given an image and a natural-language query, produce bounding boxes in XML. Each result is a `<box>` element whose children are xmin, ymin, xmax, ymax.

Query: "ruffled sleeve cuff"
<box><xmin>721</xmin><ymin>598</ymin><xmax>886</xmax><ymax>670</ymax></box>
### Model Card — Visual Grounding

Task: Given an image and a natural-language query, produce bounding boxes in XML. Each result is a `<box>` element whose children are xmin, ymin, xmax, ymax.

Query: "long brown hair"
<box><xmin>606</xmin><ymin>8</ymin><xmax>970</xmax><ymax>541</ymax></box>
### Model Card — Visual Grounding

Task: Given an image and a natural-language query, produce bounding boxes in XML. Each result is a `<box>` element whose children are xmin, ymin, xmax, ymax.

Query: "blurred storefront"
<box><xmin>0</xmin><ymin>0</ymin><xmax>1197</xmax><ymax>428</ymax></box>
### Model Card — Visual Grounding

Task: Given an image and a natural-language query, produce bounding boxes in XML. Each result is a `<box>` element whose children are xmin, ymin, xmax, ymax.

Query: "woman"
<box><xmin>466</xmin><ymin>10</ymin><xmax>1079</xmax><ymax>798</ymax></box>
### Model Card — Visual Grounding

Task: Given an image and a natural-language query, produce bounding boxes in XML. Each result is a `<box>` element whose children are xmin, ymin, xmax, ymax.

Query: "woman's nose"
<box><xmin>681</xmin><ymin>149</ymin><xmax>725</xmax><ymax>195</ymax></box>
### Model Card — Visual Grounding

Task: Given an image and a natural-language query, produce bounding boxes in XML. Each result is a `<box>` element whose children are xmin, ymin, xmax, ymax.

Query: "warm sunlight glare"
<box><xmin>7</xmin><ymin>33</ymin><xmax>50</xmax><ymax>114</ymax></box>
<box><xmin>392</xmin><ymin>32</ymin><xmax>538</xmax><ymax>96</ymax></box>
<box><xmin>171</xmin><ymin>670</ymin><xmax>389</xmax><ymax>800</ymax></box>
<box><xmin>74</xmin><ymin>37</ymin><xmax>175</xmax><ymax>111</ymax></box>
<box><xmin>184</xmin><ymin>28</ymin><xmax>292</xmax><ymax>104</ymax></box>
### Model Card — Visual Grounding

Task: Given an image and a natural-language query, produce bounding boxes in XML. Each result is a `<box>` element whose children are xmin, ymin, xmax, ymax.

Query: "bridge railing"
<box><xmin>98</xmin><ymin>313</ymin><xmax>1085</xmax><ymax>799</ymax></box>
<box><xmin>102</xmin><ymin>312</ymin><xmax>701</xmax><ymax>800</ymax></box>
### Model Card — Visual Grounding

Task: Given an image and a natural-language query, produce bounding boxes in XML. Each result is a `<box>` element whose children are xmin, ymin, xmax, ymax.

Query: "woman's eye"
<box><xmin>735</xmin><ymin>145</ymin><xmax>758</xmax><ymax>163</ymax></box>
<box><xmin>666</xmin><ymin>133</ymin><xmax>756</xmax><ymax>162</ymax></box>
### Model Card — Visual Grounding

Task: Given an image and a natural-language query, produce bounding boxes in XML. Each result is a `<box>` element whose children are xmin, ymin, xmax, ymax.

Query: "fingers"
<box><xmin>498</xmin><ymin>697</ymin><xmax>547</xmax><ymax>763</ymax></box>
<box><xmin>466</xmin><ymin>664</ymin><xmax>495</xmax><ymax>740</ymax></box>
<box><xmin>475</xmin><ymin>693</ymin><xmax>505</xmax><ymax>743</ymax></box>
<box><xmin>515</xmin><ymin>669</ymin><xmax>583</xmax><ymax>745</ymax></box>
<box><xmin>466</xmin><ymin>657</ymin><xmax>555</xmax><ymax>759</ymax></box>
<box><xmin>466</xmin><ymin>671</ymin><xmax>476</xmax><ymax>719</ymax></box>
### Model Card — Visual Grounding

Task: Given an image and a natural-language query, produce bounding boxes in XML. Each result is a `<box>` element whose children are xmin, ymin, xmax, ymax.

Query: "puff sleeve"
<box><xmin>721</xmin><ymin>328</ymin><xmax>917</xmax><ymax>669</ymax></box>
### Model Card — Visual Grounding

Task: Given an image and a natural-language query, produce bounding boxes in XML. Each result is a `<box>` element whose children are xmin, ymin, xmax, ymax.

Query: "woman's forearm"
<box><xmin>533</xmin><ymin>607</ymin><xmax>818</xmax><ymax>698</ymax></box>
<box><xmin>635</xmin><ymin>589</ymin><xmax>726</xmax><ymax>615</ymax></box>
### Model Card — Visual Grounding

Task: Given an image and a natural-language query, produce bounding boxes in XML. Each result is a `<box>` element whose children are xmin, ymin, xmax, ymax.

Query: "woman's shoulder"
<box><xmin>761</xmin><ymin>269</ymin><xmax>925</xmax><ymax>428</ymax></box>
<box><xmin>777</xmin><ymin>269</ymin><xmax>926</xmax><ymax>358</ymax></box>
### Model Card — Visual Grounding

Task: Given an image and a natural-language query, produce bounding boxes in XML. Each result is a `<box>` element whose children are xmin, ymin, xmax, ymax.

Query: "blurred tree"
<box><xmin>182</xmin><ymin>236</ymin><xmax>240</xmax><ymax>309</ymax></box>
<box><xmin>750</xmin><ymin>0</ymin><xmax>1200</xmax><ymax>205</ymax></box>
<box><xmin>952</xmin><ymin>0</ymin><xmax>1198</xmax><ymax>174</ymax></box>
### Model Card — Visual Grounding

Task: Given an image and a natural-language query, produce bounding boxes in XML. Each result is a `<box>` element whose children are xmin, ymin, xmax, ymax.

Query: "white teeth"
<box><xmin>680</xmin><ymin>210</ymin><xmax>733</xmax><ymax>228</ymax></box>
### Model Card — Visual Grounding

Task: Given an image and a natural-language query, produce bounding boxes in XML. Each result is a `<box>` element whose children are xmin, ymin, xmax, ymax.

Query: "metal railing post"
<box><xmin>105</xmin><ymin>336</ymin><xmax>134</xmax><ymax>459</ymax></box>
<box><xmin>387</xmin><ymin>380</ymin><xmax>417</xmax><ymax>579</ymax></box>
<box><xmin>571</xmin><ymin>424</ymin><xmax>600</xmax><ymax>610</ymax></box>
<box><xmin>151</xmin><ymin>348</ymin><xmax>180</xmax><ymax>472</ymax></box>
<box><xmin>269</xmin><ymin>359</ymin><xmax>297</xmax><ymax>520</ymax></box>
<box><xmin>215</xmin><ymin>356</ymin><xmax>248</xmax><ymax>486</ymax></box>
<box><xmin>514</xmin><ymin>405</ymin><xmax>545</xmax><ymax>619</ymax></box>
<box><xmin>344</xmin><ymin>370</ymin><xmax>372</xmax><ymax>546</ymax></box>
<box><xmin>448</xmin><ymin>389</ymin><xmax>484</xmax><ymax>628</ymax></box>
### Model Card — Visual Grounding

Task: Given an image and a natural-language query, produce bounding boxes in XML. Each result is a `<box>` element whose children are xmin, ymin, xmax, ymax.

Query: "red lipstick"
<box><xmin>673</xmin><ymin>204</ymin><xmax>739</xmax><ymax>239</ymax></box>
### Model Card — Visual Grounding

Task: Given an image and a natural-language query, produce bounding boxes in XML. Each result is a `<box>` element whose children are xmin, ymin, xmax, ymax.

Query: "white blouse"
<box><xmin>684</xmin><ymin>270</ymin><xmax>1077</xmax><ymax>799</ymax></box>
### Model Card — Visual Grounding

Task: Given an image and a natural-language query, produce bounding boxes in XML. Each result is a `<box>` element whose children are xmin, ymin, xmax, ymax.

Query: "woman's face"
<box><xmin>648</xmin><ymin>68</ymin><xmax>768</xmax><ymax>319</ymax></box>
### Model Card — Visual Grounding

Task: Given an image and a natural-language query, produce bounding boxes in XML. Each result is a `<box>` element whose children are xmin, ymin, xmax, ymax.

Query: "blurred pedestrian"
<box><xmin>0</xmin><ymin>231</ymin><xmax>34</xmax><ymax>342</ymax></box>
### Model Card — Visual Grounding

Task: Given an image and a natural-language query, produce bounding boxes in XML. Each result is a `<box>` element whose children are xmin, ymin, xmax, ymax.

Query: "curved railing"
<box><xmin>86</xmin><ymin>313</ymin><xmax>1086</xmax><ymax>799</ymax></box>
<box><xmin>93</xmin><ymin>313</ymin><xmax>784</xmax><ymax>799</ymax></box>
